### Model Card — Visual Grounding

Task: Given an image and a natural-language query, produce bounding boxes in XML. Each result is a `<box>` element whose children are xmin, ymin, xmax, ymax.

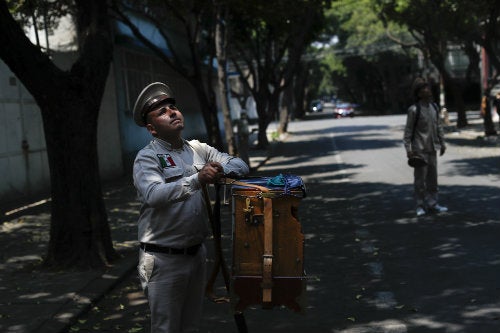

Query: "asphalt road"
<box><xmin>66</xmin><ymin>112</ymin><xmax>500</xmax><ymax>333</ymax></box>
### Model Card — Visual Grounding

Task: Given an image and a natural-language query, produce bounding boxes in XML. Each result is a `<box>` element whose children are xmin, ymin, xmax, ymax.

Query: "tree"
<box><xmin>322</xmin><ymin>0</ymin><xmax>417</xmax><ymax>113</ymax></box>
<box><xmin>228</xmin><ymin>0</ymin><xmax>329</xmax><ymax>147</ymax></box>
<box><xmin>0</xmin><ymin>0</ymin><xmax>117</xmax><ymax>268</ymax></box>
<box><xmin>213</xmin><ymin>1</ymin><xmax>237</xmax><ymax>155</ymax></box>
<box><xmin>451</xmin><ymin>0</ymin><xmax>500</xmax><ymax>134</ymax></box>
<box><xmin>375</xmin><ymin>0</ymin><xmax>470</xmax><ymax>127</ymax></box>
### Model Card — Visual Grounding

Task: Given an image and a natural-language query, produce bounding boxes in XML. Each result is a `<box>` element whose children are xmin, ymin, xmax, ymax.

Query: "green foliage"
<box><xmin>307</xmin><ymin>0</ymin><xmax>416</xmax><ymax>106</ymax></box>
<box><xmin>329</xmin><ymin>0</ymin><xmax>413</xmax><ymax>56</ymax></box>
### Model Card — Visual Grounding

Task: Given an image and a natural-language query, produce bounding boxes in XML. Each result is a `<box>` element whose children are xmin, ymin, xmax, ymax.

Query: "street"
<box><xmin>67</xmin><ymin>112</ymin><xmax>500</xmax><ymax>333</ymax></box>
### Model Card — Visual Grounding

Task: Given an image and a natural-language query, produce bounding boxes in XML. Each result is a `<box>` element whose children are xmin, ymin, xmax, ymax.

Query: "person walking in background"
<box><xmin>403</xmin><ymin>77</ymin><xmax>448</xmax><ymax>217</ymax></box>
<box><xmin>132</xmin><ymin>82</ymin><xmax>249</xmax><ymax>333</ymax></box>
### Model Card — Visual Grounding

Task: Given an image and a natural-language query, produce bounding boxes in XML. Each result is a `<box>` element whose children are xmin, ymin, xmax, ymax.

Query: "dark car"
<box><xmin>309</xmin><ymin>100</ymin><xmax>324</xmax><ymax>113</ymax></box>
<box><xmin>333</xmin><ymin>102</ymin><xmax>356</xmax><ymax>118</ymax></box>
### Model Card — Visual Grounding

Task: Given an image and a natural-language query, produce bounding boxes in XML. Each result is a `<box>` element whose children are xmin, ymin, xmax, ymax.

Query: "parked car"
<box><xmin>309</xmin><ymin>100</ymin><xmax>324</xmax><ymax>113</ymax></box>
<box><xmin>333</xmin><ymin>102</ymin><xmax>356</xmax><ymax>118</ymax></box>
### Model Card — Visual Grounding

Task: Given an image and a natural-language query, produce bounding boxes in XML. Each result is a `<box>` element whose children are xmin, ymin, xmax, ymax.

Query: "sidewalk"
<box><xmin>0</xmin><ymin>133</ymin><xmax>279</xmax><ymax>333</ymax></box>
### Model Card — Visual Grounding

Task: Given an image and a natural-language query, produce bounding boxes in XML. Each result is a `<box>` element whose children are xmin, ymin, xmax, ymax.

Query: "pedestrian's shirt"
<box><xmin>403</xmin><ymin>103</ymin><xmax>446</xmax><ymax>153</ymax></box>
<box><xmin>133</xmin><ymin>138</ymin><xmax>249</xmax><ymax>248</ymax></box>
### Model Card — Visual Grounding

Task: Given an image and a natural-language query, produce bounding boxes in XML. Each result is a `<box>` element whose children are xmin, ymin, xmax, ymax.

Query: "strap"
<box><xmin>222</xmin><ymin>178</ymin><xmax>270</xmax><ymax>193</ymax></box>
<box><xmin>202</xmin><ymin>184</ymin><xmax>230</xmax><ymax>301</ymax></box>
<box><xmin>262</xmin><ymin>197</ymin><xmax>274</xmax><ymax>303</ymax></box>
<box><xmin>411</xmin><ymin>103</ymin><xmax>421</xmax><ymax>141</ymax></box>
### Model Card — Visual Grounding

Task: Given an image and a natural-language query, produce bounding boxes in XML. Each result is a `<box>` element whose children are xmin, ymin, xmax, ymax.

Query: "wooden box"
<box><xmin>230</xmin><ymin>177</ymin><xmax>306</xmax><ymax>313</ymax></box>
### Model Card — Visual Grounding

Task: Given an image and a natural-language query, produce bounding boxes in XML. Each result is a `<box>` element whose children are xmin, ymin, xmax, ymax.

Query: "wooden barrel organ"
<box><xmin>229</xmin><ymin>176</ymin><xmax>307</xmax><ymax>313</ymax></box>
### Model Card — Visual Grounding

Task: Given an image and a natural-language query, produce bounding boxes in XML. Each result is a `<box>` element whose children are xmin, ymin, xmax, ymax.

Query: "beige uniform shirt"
<box><xmin>133</xmin><ymin>138</ymin><xmax>249</xmax><ymax>248</ymax></box>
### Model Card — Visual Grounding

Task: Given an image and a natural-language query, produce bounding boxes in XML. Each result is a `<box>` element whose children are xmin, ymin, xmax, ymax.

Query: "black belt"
<box><xmin>140</xmin><ymin>242</ymin><xmax>201</xmax><ymax>256</ymax></box>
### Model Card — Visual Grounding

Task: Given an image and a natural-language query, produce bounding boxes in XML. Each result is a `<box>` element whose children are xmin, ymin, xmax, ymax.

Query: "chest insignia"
<box><xmin>157</xmin><ymin>154</ymin><xmax>177</xmax><ymax>168</ymax></box>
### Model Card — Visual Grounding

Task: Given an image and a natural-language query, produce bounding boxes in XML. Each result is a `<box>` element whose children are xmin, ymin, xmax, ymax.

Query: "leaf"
<box><xmin>356</xmin><ymin>294</ymin><xmax>362</xmax><ymax>300</ymax></box>
<box><xmin>78</xmin><ymin>319</ymin><xmax>87</xmax><ymax>324</ymax></box>
<box><xmin>395</xmin><ymin>304</ymin><xmax>405</xmax><ymax>309</ymax></box>
<box><xmin>120</xmin><ymin>304</ymin><xmax>125</xmax><ymax>310</ymax></box>
<box><xmin>347</xmin><ymin>317</ymin><xmax>356</xmax><ymax>322</ymax></box>
<box><xmin>128</xmin><ymin>327</ymin><xmax>144</xmax><ymax>333</ymax></box>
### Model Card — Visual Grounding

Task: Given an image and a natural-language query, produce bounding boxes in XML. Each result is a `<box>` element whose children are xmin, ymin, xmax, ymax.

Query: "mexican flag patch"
<box><xmin>157</xmin><ymin>154</ymin><xmax>176</xmax><ymax>168</ymax></box>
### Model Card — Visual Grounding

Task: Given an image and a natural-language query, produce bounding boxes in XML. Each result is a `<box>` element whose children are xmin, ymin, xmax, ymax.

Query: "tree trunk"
<box><xmin>257</xmin><ymin>117</ymin><xmax>270</xmax><ymax>148</ymax></box>
<box><xmin>215</xmin><ymin>4</ymin><xmax>236</xmax><ymax>155</ymax></box>
<box><xmin>294</xmin><ymin>63</ymin><xmax>309</xmax><ymax>119</ymax></box>
<box><xmin>0</xmin><ymin>0</ymin><xmax>117</xmax><ymax>268</ymax></box>
<box><xmin>449</xmin><ymin>80</ymin><xmax>468</xmax><ymax>128</ymax></box>
<box><xmin>278</xmin><ymin>85</ymin><xmax>293</xmax><ymax>134</ymax></box>
<box><xmin>433</xmin><ymin>57</ymin><xmax>468</xmax><ymax>128</ymax></box>
<box><xmin>43</xmin><ymin>92</ymin><xmax>117</xmax><ymax>268</ymax></box>
<box><xmin>254</xmin><ymin>96</ymin><xmax>270</xmax><ymax>148</ymax></box>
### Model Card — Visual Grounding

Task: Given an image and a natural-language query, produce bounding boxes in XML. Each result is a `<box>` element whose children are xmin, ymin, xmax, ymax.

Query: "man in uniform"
<box><xmin>403</xmin><ymin>77</ymin><xmax>448</xmax><ymax>217</ymax></box>
<box><xmin>132</xmin><ymin>82</ymin><xmax>249</xmax><ymax>333</ymax></box>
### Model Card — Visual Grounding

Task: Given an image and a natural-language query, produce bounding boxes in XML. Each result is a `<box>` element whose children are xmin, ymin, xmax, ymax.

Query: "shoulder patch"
<box><xmin>157</xmin><ymin>154</ymin><xmax>177</xmax><ymax>168</ymax></box>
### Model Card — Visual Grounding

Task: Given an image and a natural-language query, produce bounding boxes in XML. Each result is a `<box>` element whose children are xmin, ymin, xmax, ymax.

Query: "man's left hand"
<box><xmin>198</xmin><ymin>162</ymin><xmax>224</xmax><ymax>185</ymax></box>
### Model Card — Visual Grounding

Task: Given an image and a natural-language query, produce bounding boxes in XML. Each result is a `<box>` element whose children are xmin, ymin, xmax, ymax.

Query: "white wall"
<box><xmin>0</xmin><ymin>61</ymin><xmax>50</xmax><ymax>202</ymax></box>
<box><xmin>0</xmin><ymin>57</ymin><xmax>124</xmax><ymax>204</ymax></box>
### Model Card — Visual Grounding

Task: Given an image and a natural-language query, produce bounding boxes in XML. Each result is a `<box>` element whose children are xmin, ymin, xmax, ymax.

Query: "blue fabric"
<box><xmin>267</xmin><ymin>174</ymin><xmax>286</xmax><ymax>186</ymax></box>
<box><xmin>235</xmin><ymin>174</ymin><xmax>306</xmax><ymax>197</ymax></box>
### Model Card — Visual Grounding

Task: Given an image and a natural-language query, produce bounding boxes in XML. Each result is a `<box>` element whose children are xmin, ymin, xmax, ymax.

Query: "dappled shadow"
<box><xmin>57</xmin><ymin>170</ymin><xmax>500</xmax><ymax>333</ymax></box>
<box><xmin>289</xmin><ymin>123</ymin><xmax>390</xmax><ymax>136</ymax></box>
<box><xmin>446</xmin><ymin>135</ymin><xmax>499</xmax><ymax>148</ymax></box>
<box><xmin>446</xmin><ymin>156</ymin><xmax>500</xmax><ymax>178</ymax></box>
<box><xmin>332</xmin><ymin>132</ymin><xmax>402</xmax><ymax>151</ymax></box>
<box><xmin>0</xmin><ymin>177</ymin><xmax>139</xmax><ymax>333</ymax></box>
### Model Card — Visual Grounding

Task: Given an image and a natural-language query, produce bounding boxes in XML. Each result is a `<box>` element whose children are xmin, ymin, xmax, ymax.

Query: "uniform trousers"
<box><xmin>413</xmin><ymin>151</ymin><xmax>439</xmax><ymax>208</ymax></box>
<box><xmin>138</xmin><ymin>244</ymin><xmax>207</xmax><ymax>333</ymax></box>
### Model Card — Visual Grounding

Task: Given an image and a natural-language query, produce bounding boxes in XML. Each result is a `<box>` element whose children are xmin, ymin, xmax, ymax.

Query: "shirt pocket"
<box><xmin>162</xmin><ymin>166</ymin><xmax>184</xmax><ymax>183</ymax></box>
